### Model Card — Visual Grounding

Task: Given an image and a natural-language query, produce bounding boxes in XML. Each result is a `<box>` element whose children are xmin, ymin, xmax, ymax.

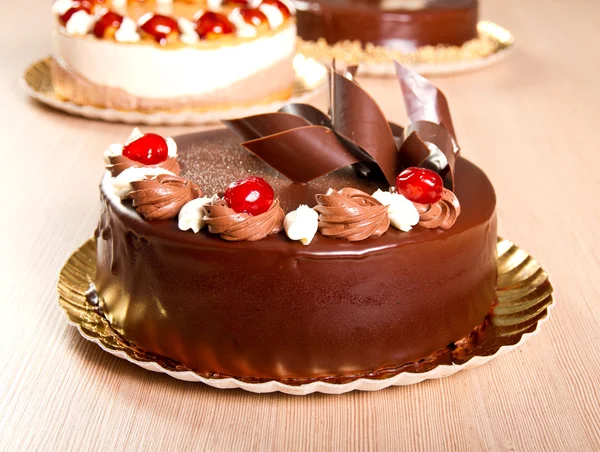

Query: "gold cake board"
<box><xmin>57</xmin><ymin>237</ymin><xmax>553</xmax><ymax>395</ymax></box>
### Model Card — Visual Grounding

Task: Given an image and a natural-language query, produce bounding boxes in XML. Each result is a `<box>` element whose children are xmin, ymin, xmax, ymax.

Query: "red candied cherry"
<box><xmin>239</xmin><ymin>8</ymin><xmax>269</xmax><ymax>27</ymax></box>
<box><xmin>196</xmin><ymin>12</ymin><xmax>236</xmax><ymax>39</ymax></box>
<box><xmin>122</xmin><ymin>133</ymin><xmax>169</xmax><ymax>165</ymax></box>
<box><xmin>260</xmin><ymin>0</ymin><xmax>291</xmax><ymax>19</ymax></box>
<box><xmin>140</xmin><ymin>14</ymin><xmax>178</xmax><ymax>44</ymax></box>
<box><xmin>396</xmin><ymin>167</ymin><xmax>443</xmax><ymax>204</ymax></box>
<box><xmin>224</xmin><ymin>176</ymin><xmax>274</xmax><ymax>216</ymax></box>
<box><xmin>59</xmin><ymin>1</ymin><xmax>93</xmax><ymax>25</ymax></box>
<box><xmin>93</xmin><ymin>11</ymin><xmax>124</xmax><ymax>38</ymax></box>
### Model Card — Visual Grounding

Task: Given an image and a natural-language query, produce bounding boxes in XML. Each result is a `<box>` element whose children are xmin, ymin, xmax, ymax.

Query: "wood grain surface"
<box><xmin>1</xmin><ymin>0</ymin><xmax>599</xmax><ymax>450</ymax></box>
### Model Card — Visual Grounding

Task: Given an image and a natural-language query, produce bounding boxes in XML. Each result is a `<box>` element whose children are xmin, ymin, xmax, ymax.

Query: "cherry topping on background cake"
<box><xmin>396</xmin><ymin>167</ymin><xmax>444</xmax><ymax>204</ymax></box>
<box><xmin>224</xmin><ymin>176</ymin><xmax>274</xmax><ymax>216</ymax></box>
<box><xmin>223</xmin><ymin>0</ymin><xmax>250</xmax><ymax>5</ymax></box>
<box><xmin>140</xmin><ymin>14</ymin><xmax>178</xmax><ymax>44</ymax></box>
<box><xmin>239</xmin><ymin>8</ymin><xmax>268</xmax><ymax>27</ymax></box>
<box><xmin>196</xmin><ymin>12</ymin><xmax>236</xmax><ymax>39</ymax></box>
<box><xmin>59</xmin><ymin>2</ymin><xmax>93</xmax><ymax>25</ymax></box>
<box><xmin>122</xmin><ymin>134</ymin><xmax>169</xmax><ymax>165</ymax></box>
<box><xmin>93</xmin><ymin>11</ymin><xmax>124</xmax><ymax>38</ymax></box>
<box><xmin>260</xmin><ymin>0</ymin><xmax>291</xmax><ymax>19</ymax></box>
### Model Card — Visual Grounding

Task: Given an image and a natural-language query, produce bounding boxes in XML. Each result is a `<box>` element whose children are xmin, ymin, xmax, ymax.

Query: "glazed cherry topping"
<box><xmin>239</xmin><ymin>8</ymin><xmax>268</xmax><ymax>27</ymax></box>
<box><xmin>59</xmin><ymin>2</ymin><xmax>93</xmax><ymax>25</ymax></box>
<box><xmin>140</xmin><ymin>14</ymin><xmax>178</xmax><ymax>44</ymax></box>
<box><xmin>196</xmin><ymin>12</ymin><xmax>236</xmax><ymax>39</ymax></box>
<box><xmin>224</xmin><ymin>176</ymin><xmax>274</xmax><ymax>216</ymax></box>
<box><xmin>93</xmin><ymin>11</ymin><xmax>124</xmax><ymax>38</ymax></box>
<box><xmin>223</xmin><ymin>0</ymin><xmax>250</xmax><ymax>5</ymax></box>
<box><xmin>122</xmin><ymin>134</ymin><xmax>169</xmax><ymax>165</ymax></box>
<box><xmin>260</xmin><ymin>0</ymin><xmax>291</xmax><ymax>19</ymax></box>
<box><xmin>396</xmin><ymin>167</ymin><xmax>444</xmax><ymax>204</ymax></box>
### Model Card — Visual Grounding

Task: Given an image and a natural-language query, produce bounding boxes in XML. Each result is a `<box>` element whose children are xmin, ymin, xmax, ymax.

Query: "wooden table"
<box><xmin>2</xmin><ymin>0</ymin><xmax>599</xmax><ymax>449</ymax></box>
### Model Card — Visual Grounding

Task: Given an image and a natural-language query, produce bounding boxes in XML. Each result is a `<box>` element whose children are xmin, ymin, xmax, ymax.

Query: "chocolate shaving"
<box><xmin>330</xmin><ymin>70</ymin><xmax>400</xmax><ymax>185</ymax></box>
<box><xmin>222</xmin><ymin>113</ymin><xmax>314</xmax><ymax>142</ymax></box>
<box><xmin>394</xmin><ymin>61</ymin><xmax>458</xmax><ymax>147</ymax></box>
<box><xmin>224</xmin><ymin>69</ymin><xmax>402</xmax><ymax>186</ymax></box>
<box><xmin>241</xmin><ymin>126</ymin><xmax>359</xmax><ymax>184</ymax></box>
<box><xmin>400</xmin><ymin>121</ymin><xmax>456</xmax><ymax>190</ymax></box>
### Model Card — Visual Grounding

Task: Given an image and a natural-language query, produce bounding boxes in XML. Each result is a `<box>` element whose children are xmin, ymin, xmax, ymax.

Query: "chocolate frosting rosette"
<box><xmin>129</xmin><ymin>174</ymin><xmax>202</xmax><ymax>220</ymax></box>
<box><xmin>315</xmin><ymin>188</ymin><xmax>390</xmax><ymax>241</ymax></box>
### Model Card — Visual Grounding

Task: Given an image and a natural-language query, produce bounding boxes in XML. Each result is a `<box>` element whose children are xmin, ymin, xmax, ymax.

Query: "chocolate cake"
<box><xmin>94</xmin><ymin>63</ymin><xmax>497</xmax><ymax>384</ymax></box>
<box><xmin>296</xmin><ymin>0</ymin><xmax>479</xmax><ymax>52</ymax></box>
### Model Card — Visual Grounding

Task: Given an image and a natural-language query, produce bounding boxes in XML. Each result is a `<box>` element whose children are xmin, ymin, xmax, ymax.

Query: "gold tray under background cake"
<box><xmin>298</xmin><ymin>21</ymin><xmax>515</xmax><ymax>77</ymax></box>
<box><xmin>57</xmin><ymin>237</ymin><xmax>553</xmax><ymax>395</ymax></box>
<box><xmin>21</xmin><ymin>54</ymin><xmax>327</xmax><ymax>126</ymax></box>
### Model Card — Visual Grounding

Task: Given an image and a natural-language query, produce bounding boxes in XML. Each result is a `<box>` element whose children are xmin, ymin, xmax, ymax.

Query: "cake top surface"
<box><xmin>102</xmin><ymin>127</ymin><xmax>495</xmax><ymax>255</ymax></box>
<box><xmin>100</xmin><ymin>61</ymin><xmax>495</xmax><ymax>250</ymax></box>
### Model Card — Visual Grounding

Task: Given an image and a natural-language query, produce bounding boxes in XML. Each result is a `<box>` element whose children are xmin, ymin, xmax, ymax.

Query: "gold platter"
<box><xmin>298</xmin><ymin>21</ymin><xmax>515</xmax><ymax>77</ymax></box>
<box><xmin>57</xmin><ymin>237</ymin><xmax>553</xmax><ymax>394</ymax></box>
<box><xmin>21</xmin><ymin>54</ymin><xmax>327</xmax><ymax>126</ymax></box>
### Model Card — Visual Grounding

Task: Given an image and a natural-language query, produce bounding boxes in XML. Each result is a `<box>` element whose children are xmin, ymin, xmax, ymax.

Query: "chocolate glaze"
<box><xmin>95</xmin><ymin>128</ymin><xmax>497</xmax><ymax>382</ymax></box>
<box><xmin>296</xmin><ymin>0</ymin><xmax>479</xmax><ymax>52</ymax></box>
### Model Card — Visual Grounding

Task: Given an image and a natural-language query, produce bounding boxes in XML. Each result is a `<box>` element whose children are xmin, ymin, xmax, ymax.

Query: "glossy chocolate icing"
<box><xmin>296</xmin><ymin>0</ymin><xmax>479</xmax><ymax>52</ymax></box>
<box><xmin>95</xmin><ymin>128</ymin><xmax>497</xmax><ymax>383</ymax></box>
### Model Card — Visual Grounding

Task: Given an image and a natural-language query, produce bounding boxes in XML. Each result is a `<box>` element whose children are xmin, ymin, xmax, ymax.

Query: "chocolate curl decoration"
<box><xmin>223</xmin><ymin>70</ymin><xmax>402</xmax><ymax>186</ymax></box>
<box><xmin>223</xmin><ymin>62</ymin><xmax>459</xmax><ymax>189</ymax></box>
<box><xmin>394</xmin><ymin>61</ymin><xmax>460</xmax><ymax>190</ymax></box>
<box><xmin>399</xmin><ymin>121</ymin><xmax>457</xmax><ymax>191</ymax></box>
<box><xmin>329</xmin><ymin>70</ymin><xmax>400</xmax><ymax>185</ymax></box>
<box><xmin>394</xmin><ymin>61</ymin><xmax>457</xmax><ymax>145</ymax></box>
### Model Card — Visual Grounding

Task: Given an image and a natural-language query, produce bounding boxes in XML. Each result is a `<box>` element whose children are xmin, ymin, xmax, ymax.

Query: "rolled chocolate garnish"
<box><xmin>315</xmin><ymin>188</ymin><xmax>390</xmax><ymax>241</ymax></box>
<box><xmin>204</xmin><ymin>198</ymin><xmax>285</xmax><ymax>241</ymax></box>
<box><xmin>329</xmin><ymin>69</ymin><xmax>399</xmax><ymax>185</ymax></box>
<box><xmin>129</xmin><ymin>174</ymin><xmax>202</xmax><ymax>220</ymax></box>
<box><xmin>223</xmin><ymin>69</ymin><xmax>403</xmax><ymax>187</ymax></box>
<box><xmin>241</xmin><ymin>126</ymin><xmax>360</xmax><ymax>184</ymax></box>
<box><xmin>223</xmin><ymin>112</ymin><xmax>315</xmax><ymax>143</ymax></box>
<box><xmin>222</xmin><ymin>61</ymin><xmax>460</xmax><ymax>189</ymax></box>
<box><xmin>399</xmin><ymin>121</ymin><xmax>456</xmax><ymax>190</ymax></box>
<box><xmin>394</xmin><ymin>60</ymin><xmax>457</xmax><ymax>144</ymax></box>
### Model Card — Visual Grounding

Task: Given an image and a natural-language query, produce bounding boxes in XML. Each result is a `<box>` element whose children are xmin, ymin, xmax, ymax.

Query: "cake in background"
<box><xmin>296</xmin><ymin>0</ymin><xmax>478</xmax><ymax>53</ymax></box>
<box><xmin>294</xmin><ymin>0</ymin><xmax>508</xmax><ymax>71</ymax></box>
<box><xmin>51</xmin><ymin>0</ymin><xmax>296</xmax><ymax>112</ymax></box>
